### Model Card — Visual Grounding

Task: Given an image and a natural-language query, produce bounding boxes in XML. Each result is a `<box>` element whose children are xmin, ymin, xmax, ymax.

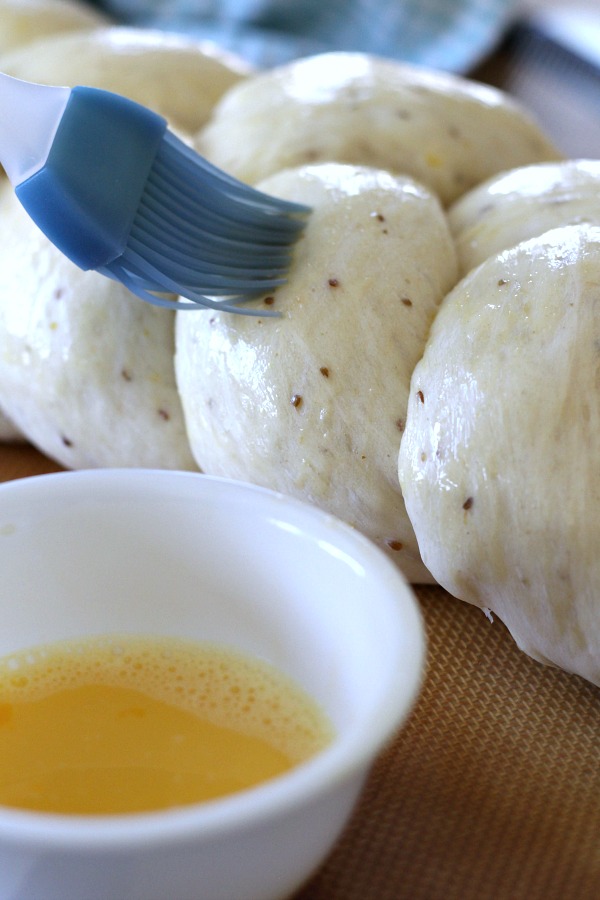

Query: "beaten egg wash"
<box><xmin>0</xmin><ymin>636</ymin><xmax>332</xmax><ymax>815</ymax></box>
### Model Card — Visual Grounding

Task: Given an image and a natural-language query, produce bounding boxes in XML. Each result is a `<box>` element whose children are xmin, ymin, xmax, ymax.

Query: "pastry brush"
<box><xmin>0</xmin><ymin>72</ymin><xmax>309</xmax><ymax>316</ymax></box>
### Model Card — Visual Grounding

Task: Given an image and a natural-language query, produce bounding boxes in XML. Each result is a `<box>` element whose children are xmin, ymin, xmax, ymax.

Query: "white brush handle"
<box><xmin>0</xmin><ymin>72</ymin><xmax>70</xmax><ymax>186</ymax></box>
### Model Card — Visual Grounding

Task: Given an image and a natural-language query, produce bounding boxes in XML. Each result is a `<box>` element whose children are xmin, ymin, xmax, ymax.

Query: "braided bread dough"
<box><xmin>176</xmin><ymin>162</ymin><xmax>458</xmax><ymax>581</ymax></box>
<box><xmin>398</xmin><ymin>224</ymin><xmax>600</xmax><ymax>684</ymax></box>
<box><xmin>197</xmin><ymin>52</ymin><xmax>561</xmax><ymax>205</ymax></box>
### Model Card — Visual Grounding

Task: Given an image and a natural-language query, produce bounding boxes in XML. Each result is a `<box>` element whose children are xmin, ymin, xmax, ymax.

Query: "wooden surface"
<box><xmin>0</xmin><ymin>442</ymin><xmax>63</xmax><ymax>484</ymax></box>
<box><xmin>1</xmin><ymin>443</ymin><xmax>599</xmax><ymax>900</ymax></box>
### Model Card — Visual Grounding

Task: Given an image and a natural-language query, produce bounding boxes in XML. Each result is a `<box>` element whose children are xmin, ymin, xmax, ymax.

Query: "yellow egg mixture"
<box><xmin>0</xmin><ymin>636</ymin><xmax>332</xmax><ymax>815</ymax></box>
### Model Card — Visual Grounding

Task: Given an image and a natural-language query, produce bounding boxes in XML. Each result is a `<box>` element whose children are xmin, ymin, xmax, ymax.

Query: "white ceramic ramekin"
<box><xmin>0</xmin><ymin>469</ymin><xmax>425</xmax><ymax>900</ymax></box>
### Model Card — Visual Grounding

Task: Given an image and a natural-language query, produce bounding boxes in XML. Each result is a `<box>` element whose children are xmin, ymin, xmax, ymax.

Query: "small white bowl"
<box><xmin>0</xmin><ymin>469</ymin><xmax>425</xmax><ymax>900</ymax></box>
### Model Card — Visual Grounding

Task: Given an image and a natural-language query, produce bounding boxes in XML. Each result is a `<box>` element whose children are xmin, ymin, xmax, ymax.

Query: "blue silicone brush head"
<box><xmin>3</xmin><ymin>78</ymin><xmax>309</xmax><ymax>316</ymax></box>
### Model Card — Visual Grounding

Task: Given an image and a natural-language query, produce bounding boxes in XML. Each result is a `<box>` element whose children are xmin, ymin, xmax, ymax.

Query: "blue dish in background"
<box><xmin>89</xmin><ymin>0</ymin><xmax>517</xmax><ymax>72</ymax></box>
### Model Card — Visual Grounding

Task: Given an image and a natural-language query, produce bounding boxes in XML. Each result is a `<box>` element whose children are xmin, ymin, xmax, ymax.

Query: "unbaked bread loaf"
<box><xmin>176</xmin><ymin>162</ymin><xmax>458</xmax><ymax>581</ymax></box>
<box><xmin>398</xmin><ymin>224</ymin><xmax>600</xmax><ymax>684</ymax></box>
<box><xmin>197</xmin><ymin>52</ymin><xmax>562</xmax><ymax>205</ymax></box>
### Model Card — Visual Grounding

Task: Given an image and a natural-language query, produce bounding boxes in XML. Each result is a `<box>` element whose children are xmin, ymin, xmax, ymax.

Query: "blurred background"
<box><xmin>87</xmin><ymin>0</ymin><xmax>600</xmax><ymax>157</ymax></box>
<box><xmin>476</xmin><ymin>0</ymin><xmax>600</xmax><ymax>156</ymax></box>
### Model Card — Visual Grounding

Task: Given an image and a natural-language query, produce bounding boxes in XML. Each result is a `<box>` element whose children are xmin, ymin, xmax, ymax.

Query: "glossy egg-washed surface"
<box><xmin>399</xmin><ymin>223</ymin><xmax>600</xmax><ymax>685</ymax></box>
<box><xmin>197</xmin><ymin>52</ymin><xmax>561</xmax><ymax>205</ymax></box>
<box><xmin>176</xmin><ymin>163</ymin><xmax>458</xmax><ymax>581</ymax></box>
<box><xmin>1</xmin><ymin>27</ymin><xmax>587</xmax><ymax>609</ymax></box>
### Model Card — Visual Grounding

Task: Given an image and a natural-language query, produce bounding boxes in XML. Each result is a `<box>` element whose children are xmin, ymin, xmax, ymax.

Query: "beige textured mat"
<box><xmin>2</xmin><ymin>448</ymin><xmax>599</xmax><ymax>900</ymax></box>
<box><xmin>297</xmin><ymin>587</ymin><xmax>600</xmax><ymax>899</ymax></box>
